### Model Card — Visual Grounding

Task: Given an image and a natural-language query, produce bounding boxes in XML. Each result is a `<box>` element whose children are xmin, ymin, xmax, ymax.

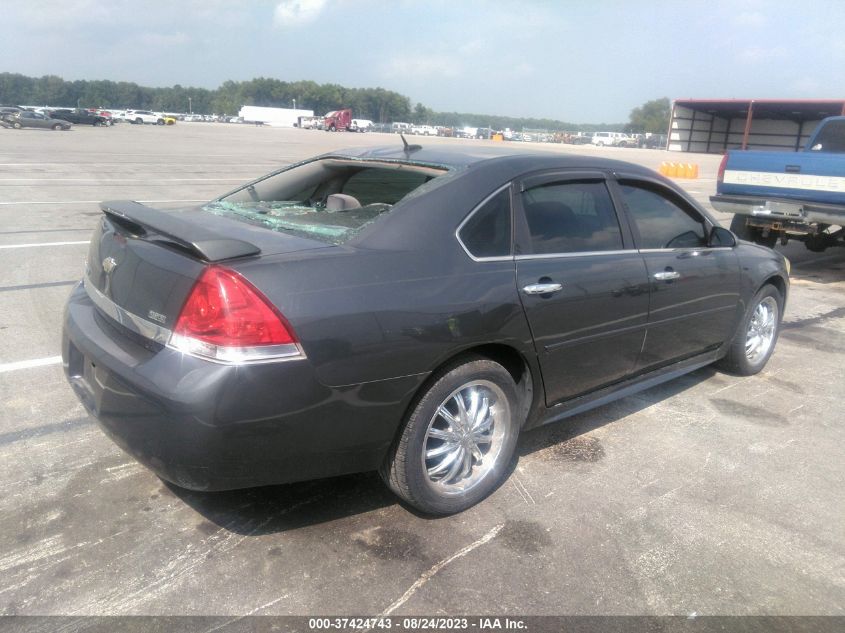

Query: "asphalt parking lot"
<box><xmin>1</xmin><ymin>124</ymin><xmax>843</xmax><ymax>618</ymax></box>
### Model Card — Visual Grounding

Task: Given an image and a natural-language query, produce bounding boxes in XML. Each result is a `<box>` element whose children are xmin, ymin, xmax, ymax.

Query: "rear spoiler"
<box><xmin>100</xmin><ymin>200</ymin><xmax>260</xmax><ymax>262</ymax></box>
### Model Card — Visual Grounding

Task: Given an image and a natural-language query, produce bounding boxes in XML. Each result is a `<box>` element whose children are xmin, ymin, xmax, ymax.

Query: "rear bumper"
<box><xmin>711</xmin><ymin>194</ymin><xmax>845</xmax><ymax>226</ymax></box>
<box><xmin>62</xmin><ymin>283</ymin><xmax>419</xmax><ymax>490</ymax></box>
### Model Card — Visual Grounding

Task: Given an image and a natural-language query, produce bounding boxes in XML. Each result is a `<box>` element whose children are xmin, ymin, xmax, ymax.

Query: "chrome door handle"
<box><xmin>522</xmin><ymin>282</ymin><xmax>563</xmax><ymax>295</ymax></box>
<box><xmin>653</xmin><ymin>271</ymin><xmax>681</xmax><ymax>281</ymax></box>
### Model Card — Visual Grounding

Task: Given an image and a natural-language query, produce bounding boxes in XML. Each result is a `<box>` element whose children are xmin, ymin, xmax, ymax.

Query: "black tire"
<box><xmin>12</xmin><ymin>122</ymin><xmax>22</xmax><ymax>129</ymax></box>
<box><xmin>52</xmin><ymin>124</ymin><xmax>62</xmax><ymax>131</ymax></box>
<box><xmin>729</xmin><ymin>214</ymin><xmax>777</xmax><ymax>248</ymax></box>
<box><xmin>381</xmin><ymin>356</ymin><xmax>521</xmax><ymax>515</ymax></box>
<box><xmin>156</xmin><ymin>119</ymin><xmax>164</xmax><ymax>125</ymax></box>
<box><xmin>135</xmin><ymin>118</ymin><xmax>143</xmax><ymax>125</ymax></box>
<box><xmin>716</xmin><ymin>284</ymin><xmax>783</xmax><ymax>376</ymax></box>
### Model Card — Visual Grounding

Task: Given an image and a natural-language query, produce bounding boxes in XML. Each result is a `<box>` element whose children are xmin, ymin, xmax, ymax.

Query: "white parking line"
<box><xmin>0</xmin><ymin>356</ymin><xmax>62</xmax><ymax>373</ymax></box>
<box><xmin>0</xmin><ymin>241</ymin><xmax>89</xmax><ymax>249</ymax></box>
<box><xmin>0</xmin><ymin>200</ymin><xmax>207</xmax><ymax>206</ymax></box>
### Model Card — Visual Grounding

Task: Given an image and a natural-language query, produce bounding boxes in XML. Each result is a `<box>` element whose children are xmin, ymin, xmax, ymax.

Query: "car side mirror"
<box><xmin>708</xmin><ymin>226</ymin><xmax>736</xmax><ymax>247</ymax></box>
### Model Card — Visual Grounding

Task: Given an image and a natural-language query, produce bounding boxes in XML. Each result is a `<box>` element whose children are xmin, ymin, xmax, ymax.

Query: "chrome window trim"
<box><xmin>637</xmin><ymin>247</ymin><xmax>735</xmax><ymax>254</ymax></box>
<box><xmin>84</xmin><ymin>276</ymin><xmax>172</xmax><ymax>345</ymax></box>
<box><xmin>455</xmin><ymin>183</ymin><xmax>515</xmax><ymax>263</ymax></box>
<box><xmin>515</xmin><ymin>249</ymin><xmax>638</xmax><ymax>261</ymax></box>
<box><xmin>84</xmin><ymin>275</ymin><xmax>306</xmax><ymax>365</ymax></box>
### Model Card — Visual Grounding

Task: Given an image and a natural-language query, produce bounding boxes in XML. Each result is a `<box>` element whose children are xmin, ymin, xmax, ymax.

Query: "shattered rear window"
<box><xmin>203</xmin><ymin>200</ymin><xmax>391</xmax><ymax>244</ymax></box>
<box><xmin>203</xmin><ymin>160</ymin><xmax>448</xmax><ymax>245</ymax></box>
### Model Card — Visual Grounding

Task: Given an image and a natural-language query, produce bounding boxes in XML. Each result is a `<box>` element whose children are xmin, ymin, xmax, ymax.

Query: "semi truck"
<box><xmin>324</xmin><ymin>108</ymin><xmax>352</xmax><ymax>132</ymax></box>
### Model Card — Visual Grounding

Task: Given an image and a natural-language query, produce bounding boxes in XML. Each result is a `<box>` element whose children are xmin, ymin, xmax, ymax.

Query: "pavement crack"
<box><xmin>376</xmin><ymin>523</ymin><xmax>504</xmax><ymax>618</ymax></box>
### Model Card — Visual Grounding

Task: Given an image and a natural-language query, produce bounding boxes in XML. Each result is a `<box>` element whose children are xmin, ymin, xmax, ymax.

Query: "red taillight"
<box><xmin>717</xmin><ymin>153</ymin><xmax>728</xmax><ymax>183</ymax></box>
<box><xmin>170</xmin><ymin>266</ymin><xmax>299</xmax><ymax>362</ymax></box>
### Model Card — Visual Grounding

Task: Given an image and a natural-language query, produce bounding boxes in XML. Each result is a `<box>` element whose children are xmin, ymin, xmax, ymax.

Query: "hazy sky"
<box><xmin>3</xmin><ymin>0</ymin><xmax>844</xmax><ymax>123</ymax></box>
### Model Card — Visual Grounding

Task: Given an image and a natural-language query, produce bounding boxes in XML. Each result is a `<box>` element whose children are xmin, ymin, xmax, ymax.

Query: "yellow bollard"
<box><xmin>666</xmin><ymin>162</ymin><xmax>678</xmax><ymax>177</ymax></box>
<box><xmin>689</xmin><ymin>163</ymin><xmax>699</xmax><ymax>178</ymax></box>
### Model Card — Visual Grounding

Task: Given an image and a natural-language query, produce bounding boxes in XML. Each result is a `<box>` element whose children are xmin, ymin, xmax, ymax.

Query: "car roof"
<box><xmin>326</xmin><ymin>143</ymin><xmax>655</xmax><ymax>176</ymax></box>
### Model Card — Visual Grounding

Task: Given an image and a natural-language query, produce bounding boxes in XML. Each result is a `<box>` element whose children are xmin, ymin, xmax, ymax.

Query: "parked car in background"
<box><xmin>613</xmin><ymin>134</ymin><xmax>637</xmax><ymax>148</ymax></box>
<box><xmin>90</xmin><ymin>110</ymin><xmax>114</xmax><ymax>121</ymax></box>
<box><xmin>350</xmin><ymin>119</ymin><xmax>373</xmax><ymax>132</ymax></box>
<box><xmin>410</xmin><ymin>124</ymin><xmax>437</xmax><ymax>136</ymax></box>
<box><xmin>590</xmin><ymin>132</ymin><xmax>635</xmax><ymax>147</ymax></box>
<box><xmin>4</xmin><ymin>110</ymin><xmax>71</xmax><ymax>130</ymax></box>
<box><xmin>49</xmin><ymin>109</ymin><xmax>109</xmax><ymax>127</ymax></box>
<box><xmin>0</xmin><ymin>106</ymin><xmax>24</xmax><ymax>125</ymax></box>
<box><xmin>643</xmin><ymin>133</ymin><xmax>668</xmax><ymax>149</ymax></box>
<box><xmin>62</xmin><ymin>144</ymin><xmax>788</xmax><ymax>515</ymax></box>
<box><xmin>127</xmin><ymin>110</ymin><xmax>166</xmax><ymax>125</ymax></box>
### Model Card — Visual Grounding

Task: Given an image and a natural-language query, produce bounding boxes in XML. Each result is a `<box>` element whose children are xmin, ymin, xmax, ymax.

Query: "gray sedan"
<box><xmin>6</xmin><ymin>111</ymin><xmax>72</xmax><ymax>130</ymax></box>
<box><xmin>62</xmin><ymin>143</ymin><xmax>789</xmax><ymax>515</ymax></box>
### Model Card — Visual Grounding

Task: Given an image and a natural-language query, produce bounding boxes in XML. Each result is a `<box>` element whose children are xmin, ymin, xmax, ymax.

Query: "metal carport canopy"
<box><xmin>672</xmin><ymin>99</ymin><xmax>845</xmax><ymax>150</ymax></box>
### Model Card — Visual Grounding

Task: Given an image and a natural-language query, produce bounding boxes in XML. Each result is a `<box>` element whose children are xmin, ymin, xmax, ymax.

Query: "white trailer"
<box><xmin>238</xmin><ymin>106</ymin><xmax>314</xmax><ymax>127</ymax></box>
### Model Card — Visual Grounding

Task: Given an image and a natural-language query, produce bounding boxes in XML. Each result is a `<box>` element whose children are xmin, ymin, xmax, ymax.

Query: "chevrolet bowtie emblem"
<box><xmin>102</xmin><ymin>257</ymin><xmax>118</xmax><ymax>274</ymax></box>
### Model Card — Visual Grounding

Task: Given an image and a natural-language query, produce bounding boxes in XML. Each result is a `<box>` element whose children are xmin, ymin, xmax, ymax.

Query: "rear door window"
<box><xmin>521</xmin><ymin>180</ymin><xmax>624</xmax><ymax>254</ymax></box>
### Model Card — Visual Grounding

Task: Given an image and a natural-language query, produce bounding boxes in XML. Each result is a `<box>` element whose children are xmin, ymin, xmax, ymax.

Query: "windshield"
<box><xmin>203</xmin><ymin>158</ymin><xmax>448</xmax><ymax>245</ymax></box>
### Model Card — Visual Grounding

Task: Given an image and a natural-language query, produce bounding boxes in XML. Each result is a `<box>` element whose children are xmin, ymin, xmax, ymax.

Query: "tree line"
<box><xmin>0</xmin><ymin>73</ymin><xmax>666</xmax><ymax>132</ymax></box>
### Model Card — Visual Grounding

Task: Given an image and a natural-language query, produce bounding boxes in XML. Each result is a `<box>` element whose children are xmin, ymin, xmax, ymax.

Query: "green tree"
<box><xmin>627</xmin><ymin>97</ymin><xmax>671</xmax><ymax>134</ymax></box>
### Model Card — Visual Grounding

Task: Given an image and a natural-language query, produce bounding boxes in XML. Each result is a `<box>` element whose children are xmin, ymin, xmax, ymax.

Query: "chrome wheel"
<box><xmin>422</xmin><ymin>380</ymin><xmax>511</xmax><ymax>495</ymax></box>
<box><xmin>745</xmin><ymin>296</ymin><xmax>778</xmax><ymax>363</ymax></box>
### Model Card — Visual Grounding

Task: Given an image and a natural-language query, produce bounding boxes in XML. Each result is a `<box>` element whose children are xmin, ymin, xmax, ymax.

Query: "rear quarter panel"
<box><xmin>233</xmin><ymin>246</ymin><xmax>534</xmax><ymax>388</ymax></box>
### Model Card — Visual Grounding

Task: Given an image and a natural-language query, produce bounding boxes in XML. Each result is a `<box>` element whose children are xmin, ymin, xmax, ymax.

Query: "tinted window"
<box><xmin>342</xmin><ymin>168</ymin><xmax>430</xmax><ymax>206</ymax></box>
<box><xmin>459</xmin><ymin>189</ymin><xmax>511</xmax><ymax>258</ymax></box>
<box><xmin>522</xmin><ymin>180</ymin><xmax>623</xmax><ymax>254</ymax></box>
<box><xmin>619</xmin><ymin>183</ymin><xmax>706</xmax><ymax>249</ymax></box>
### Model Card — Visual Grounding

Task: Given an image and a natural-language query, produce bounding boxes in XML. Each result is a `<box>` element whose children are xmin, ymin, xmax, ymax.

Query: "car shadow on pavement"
<box><xmin>168</xmin><ymin>366</ymin><xmax>718</xmax><ymax>534</ymax></box>
<box><xmin>777</xmin><ymin>243</ymin><xmax>845</xmax><ymax>285</ymax></box>
<box><xmin>515</xmin><ymin>365</ymin><xmax>717</xmax><ymax>461</ymax></box>
<box><xmin>165</xmin><ymin>469</ymin><xmax>397</xmax><ymax>536</ymax></box>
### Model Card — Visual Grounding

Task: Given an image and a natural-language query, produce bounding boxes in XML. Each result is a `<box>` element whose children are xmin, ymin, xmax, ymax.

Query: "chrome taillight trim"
<box><xmin>84</xmin><ymin>275</ymin><xmax>306</xmax><ymax>365</ymax></box>
<box><xmin>167</xmin><ymin>334</ymin><xmax>305</xmax><ymax>365</ymax></box>
<box><xmin>84</xmin><ymin>276</ymin><xmax>172</xmax><ymax>345</ymax></box>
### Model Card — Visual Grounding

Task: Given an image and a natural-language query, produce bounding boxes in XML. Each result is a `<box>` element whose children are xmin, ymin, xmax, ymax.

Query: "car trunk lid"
<box><xmin>85</xmin><ymin>200</ymin><xmax>329</xmax><ymax>335</ymax></box>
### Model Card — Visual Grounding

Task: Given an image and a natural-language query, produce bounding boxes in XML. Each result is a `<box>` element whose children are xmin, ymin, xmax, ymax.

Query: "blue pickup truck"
<box><xmin>711</xmin><ymin>116</ymin><xmax>845</xmax><ymax>252</ymax></box>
